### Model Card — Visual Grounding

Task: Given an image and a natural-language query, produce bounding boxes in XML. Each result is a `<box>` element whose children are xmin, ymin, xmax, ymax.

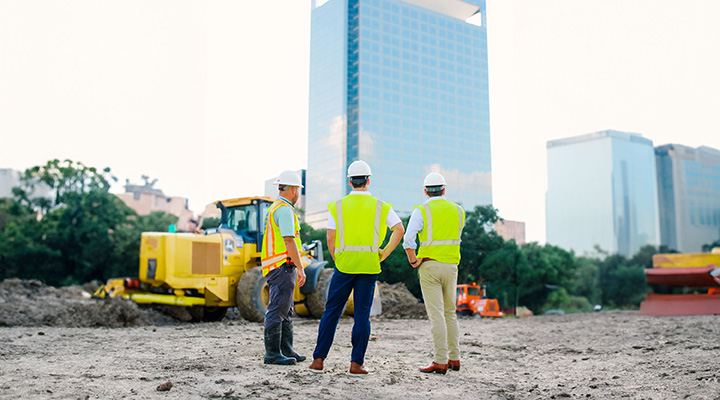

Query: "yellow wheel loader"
<box><xmin>95</xmin><ymin>196</ymin><xmax>334</xmax><ymax>322</ymax></box>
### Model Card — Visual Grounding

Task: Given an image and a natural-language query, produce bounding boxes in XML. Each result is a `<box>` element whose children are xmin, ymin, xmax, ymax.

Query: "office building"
<box><xmin>0</xmin><ymin>168</ymin><xmax>20</xmax><ymax>198</ymax></box>
<box><xmin>546</xmin><ymin>130</ymin><xmax>660</xmax><ymax>257</ymax></box>
<box><xmin>306</xmin><ymin>0</ymin><xmax>491</xmax><ymax>227</ymax></box>
<box><xmin>495</xmin><ymin>219</ymin><xmax>525</xmax><ymax>245</ymax></box>
<box><xmin>655</xmin><ymin>144</ymin><xmax>720</xmax><ymax>252</ymax></box>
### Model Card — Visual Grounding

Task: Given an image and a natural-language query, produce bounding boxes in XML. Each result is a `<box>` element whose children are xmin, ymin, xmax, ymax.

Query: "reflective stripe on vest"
<box><xmin>334</xmin><ymin>198</ymin><xmax>383</xmax><ymax>254</ymax></box>
<box><xmin>260</xmin><ymin>200</ymin><xmax>300</xmax><ymax>276</ymax></box>
<box><xmin>419</xmin><ymin>202</ymin><xmax>464</xmax><ymax>247</ymax></box>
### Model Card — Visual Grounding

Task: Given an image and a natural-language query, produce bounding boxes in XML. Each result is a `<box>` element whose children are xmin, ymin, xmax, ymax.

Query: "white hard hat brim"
<box><xmin>273</xmin><ymin>181</ymin><xmax>304</xmax><ymax>188</ymax></box>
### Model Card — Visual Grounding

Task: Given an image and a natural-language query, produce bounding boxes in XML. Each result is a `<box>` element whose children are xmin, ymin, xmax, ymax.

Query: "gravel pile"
<box><xmin>377</xmin><ymin>281</ymin><xmax>427</xmax><ymax>319</ymax></box>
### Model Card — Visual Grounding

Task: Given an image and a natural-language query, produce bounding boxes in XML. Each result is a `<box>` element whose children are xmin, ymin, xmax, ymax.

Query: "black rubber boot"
<box><xmin>264</xmin><ymin>324</ymin><xmax>296</xmax><ymax>365</ymax></box>
<box><xmin>280</xmin><ymin>320</ymin><xmax>306</xmax><ymax>362</ymax></box>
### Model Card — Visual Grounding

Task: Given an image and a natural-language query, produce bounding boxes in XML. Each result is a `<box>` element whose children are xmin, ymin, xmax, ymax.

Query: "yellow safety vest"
<box><xmin>261</xmin><ymin>199</ymin><xmax>302</xmax><ymax>277</ymax></box>
<box><xmin>416</xmin><ymin>199</ymin><xmax>465</xmax><ymax>265</ymax></box>
<box><xmin>328</xmin><ymin>194</ymin><xmax>391</xmax><ymax>274</ymax></box>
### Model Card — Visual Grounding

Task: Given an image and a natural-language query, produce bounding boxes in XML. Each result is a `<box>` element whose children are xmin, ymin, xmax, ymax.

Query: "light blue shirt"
<box><xmin>274</xmin><ymin>196</ymin><xmax>297</xmax><ymax>237</ymax></box>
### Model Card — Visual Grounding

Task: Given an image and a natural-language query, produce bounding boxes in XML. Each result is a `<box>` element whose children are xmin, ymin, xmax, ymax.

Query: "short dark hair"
<box><xmin>426</xmin><ymin>186</ymin><xmax>444</xmax><ymax>197</ymax></box>
<box><xmin>350</xmin><ymin>176</ymin><xmax>369</xmax><ymax>188</ymax></box>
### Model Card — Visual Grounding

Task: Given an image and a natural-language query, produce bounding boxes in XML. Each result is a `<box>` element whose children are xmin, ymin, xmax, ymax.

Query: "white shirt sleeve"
<box><xmin>386</xmin><ymin>208</ymin><xmax>401</xmax><ymax>228</ymax></box>
<box><xmin>326</xmin><ymin>213</ymin><xmax>336</xmax><ymax>230</ymax></box>
<box><xmin>402</xmin><ymin>208</ymin><xmax>424</xmax><ymax>249</ymax></box>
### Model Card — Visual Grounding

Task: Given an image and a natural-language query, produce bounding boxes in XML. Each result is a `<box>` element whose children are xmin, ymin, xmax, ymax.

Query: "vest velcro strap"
<box><xmin>262</xmin><ymin>252</ymin><xmax>288</xmax><ymax>267</ymax></box>
<box><xmin>420</xmin><ymin>239</ymin><xmax>462</xmax><ymax>246</ymax></box>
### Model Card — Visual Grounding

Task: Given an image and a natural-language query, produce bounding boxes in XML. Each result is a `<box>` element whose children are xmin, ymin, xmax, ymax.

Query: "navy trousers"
<box><xmin>264</xmin><ymin>263</ymin><xmax>297</xmax><ymax>330</ymax></box>
<box><xmin>313</xmin><ymin>268</ymin><xmax>378</xmax><ymax>365</ymax></box>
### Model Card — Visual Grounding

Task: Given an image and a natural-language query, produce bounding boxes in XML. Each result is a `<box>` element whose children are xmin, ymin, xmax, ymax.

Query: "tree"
<box><xmin>458</xmin><ymin>204</ymin><xmax>503</xmax><ymax>284</ymax></box>
<box><xmin>13</xmin><ymin>159</ymin><xmax>116</xmax><ymax>214</ymax></box>
<box><xmin>300</xmin><ymin>222</ymin><xmax>333</xmax><ymax>268</ymax></box>
<box><xmin>0</xmin><ymin>198</ymin><xmax>61</xmax><ymax>281</ymax></box>
<box><xmin>5</xmin><ymin>160</ymin><xmax>139</xmax><ymax>285</ymax></box>
<box><xmin>517</xmin><ymin>243</ymin><xmax>577</xmax><ymax>313</ymax></box>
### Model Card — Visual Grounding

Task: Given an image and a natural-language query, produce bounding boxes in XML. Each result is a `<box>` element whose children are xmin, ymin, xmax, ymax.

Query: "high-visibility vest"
<box><xmin>261</xmin><ymin>199</ymin><xmax>302</xmax><ymax>277</ymax></box>
<box><xmin>328</xmin><ymin>194</ymin><xmax>391</xmax><ymax>274</ymax></box>
<box><xmin>416</xmin><ymin>199</ymin><xmax>465</xmax><ymax>265</ymax></box>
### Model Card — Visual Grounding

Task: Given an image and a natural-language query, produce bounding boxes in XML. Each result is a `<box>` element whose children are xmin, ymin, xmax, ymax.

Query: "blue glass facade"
<box><xmin>546</xmin><ymin>130</ymin><xmax>660</xmax><ymax>257</ymax></box>
<box><xmin>655</xmin><ymin>144</ymin><xmax>720</xmax><ymax>252</ymax></box>
<box><xmin>306</xmin><ymin>0</ymin><xmax>491</xmax><ymax>226</ymax></box>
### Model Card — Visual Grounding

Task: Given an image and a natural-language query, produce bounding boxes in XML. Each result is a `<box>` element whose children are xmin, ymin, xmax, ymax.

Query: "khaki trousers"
<box><xmin>418</xmin><ymin>260</ymin><xmax>460</xmax><ymax>364</ymax></box>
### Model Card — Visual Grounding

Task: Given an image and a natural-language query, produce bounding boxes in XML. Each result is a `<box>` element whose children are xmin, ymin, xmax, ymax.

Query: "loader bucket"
<box><xmin>639</xmin><ymin>292</ymin><xmax>720</xmax><ymax>316</ymax></box>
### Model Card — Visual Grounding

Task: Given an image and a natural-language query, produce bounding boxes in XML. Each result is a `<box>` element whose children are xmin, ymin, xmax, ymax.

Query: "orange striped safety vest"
<box><xmin>260</xmin><ymin>198</ymin><xmax>301</xmax><ymax>277</ymax></box>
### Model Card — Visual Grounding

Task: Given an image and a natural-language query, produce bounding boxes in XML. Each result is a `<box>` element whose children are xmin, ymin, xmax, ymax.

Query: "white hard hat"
<box><xmin>423</xmin><ymin>172</ymin><xmax>446</xmax><ymax>188</ymax></box>
<box><xmin>347</xmin><ymin>160</ymin><xmax>372</xmax><ymax>177</ymax></box>
<box><xmin>273</xmin><ymin>170</ymin><xmax>304</xmax><ymax>188</ymax></box>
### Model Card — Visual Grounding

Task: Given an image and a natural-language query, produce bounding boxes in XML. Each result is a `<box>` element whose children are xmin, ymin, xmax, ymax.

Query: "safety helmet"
<box><xmin>347</xmin><ymin>160</ymin><xmax>372</xmax><ymax>177</ymax></box>
<box><xmin>273</xmin><ymin>170</ymin><xmax>304</xmax><ymax>188</ymax></box>
<box><xmin>423</xmin><ymin>172</ymin><xmax>446</xmax><ymax>187</ymax></box>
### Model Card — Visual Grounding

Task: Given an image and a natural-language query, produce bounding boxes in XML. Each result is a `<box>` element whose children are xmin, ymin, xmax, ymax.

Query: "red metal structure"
<box><xmin>639</xmin><ymin>253</ymin><xmax>720</xmax><ymax>316</ymax></box>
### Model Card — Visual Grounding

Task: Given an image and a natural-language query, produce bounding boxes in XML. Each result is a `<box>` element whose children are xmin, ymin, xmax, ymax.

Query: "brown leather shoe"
<box><xmin>419</xmin><ymin>362</ymin><xmax>448</xmax><ymax>374</ymax></box>
<box><xmin>448</xmin><ymin>360</ymin><xmax>460</xmax><ymax>371</ymax></box>
<box><xmin>309</xmin><ymin>358</ymin><xmax>324</xmax><ymax>374</ymax></box>
<box><xmin>348</xmin><ymin>361</ymin><xmax>369</xmax><ymax>376</ymax></box>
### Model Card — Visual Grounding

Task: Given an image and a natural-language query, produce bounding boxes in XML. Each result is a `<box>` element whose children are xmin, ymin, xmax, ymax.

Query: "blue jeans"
<box><xmin>313</xmin><ymin>268</ymin><xmax>378</xmax><ymax>365</ymax></box>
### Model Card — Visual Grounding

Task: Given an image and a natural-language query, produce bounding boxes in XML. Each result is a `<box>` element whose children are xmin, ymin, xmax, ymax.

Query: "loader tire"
<box><xmin>305</xmin><ymin>268</ymin><xmax>334</xmax><ymax>318</ymax></box>
<box><xmin>236</xmin><ymin>267</ymin><xmax>268</xmax><ymax>323</ymax></box>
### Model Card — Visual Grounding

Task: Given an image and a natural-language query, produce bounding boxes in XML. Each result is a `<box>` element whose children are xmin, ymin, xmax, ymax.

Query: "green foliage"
<box><xmin>13</xmin><ymin>159</ymin><xmax>116</xmax><ymax>214</ymax></box>
<box><xmin>201</xmin><ymin>217</ymin><xmax>220</xmax><ymax>230</ymax></box>
<box><xmin>299</xmin><ymin>222</ymin><xmax>333</xmax><ymax>267</ymax></box>
<box><xmin>542</xmin><ymin>287</ymin><xmax>593</xmax><ymax>313</ymax></box>
<box><xmin>0</xmin><ymin>160</ymin><xmax>178</xmax><ymax>286</ymax></box>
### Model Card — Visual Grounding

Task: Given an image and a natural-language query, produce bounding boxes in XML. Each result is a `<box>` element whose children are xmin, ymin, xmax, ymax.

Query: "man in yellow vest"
<box><xmin>308</xmin><ymin>160</ymin><xmax>405</xmax><ymax>376</ymax></box>
<box><xmin>261</xmin><ymin>170</ymin><xmax>307</xmax><ymax>365</ymax></box>
<box><xmin>403</xmin><ymin>172</ymin><xmax>465</xmax><ymax>374</ymax></box>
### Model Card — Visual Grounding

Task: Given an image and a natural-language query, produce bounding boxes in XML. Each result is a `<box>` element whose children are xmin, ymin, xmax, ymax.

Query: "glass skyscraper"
<box><xmin>306</xmin><ymin>0</ymin><xmax>491</xmax><ymax>227</ymax></box>
<box><xmin>546</xmin><ymin>130</ymin><xmax>660</xmax><ymax>257</ymax></box>
<box><xmin>655</xmin><ymin>144</ymin><xmax>720</xmax><ymax>252</ymax></box>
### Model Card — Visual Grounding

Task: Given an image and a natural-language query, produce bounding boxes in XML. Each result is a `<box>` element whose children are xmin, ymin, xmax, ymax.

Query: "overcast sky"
<box><xmin>2</xmin><ymin>0</ymin><xmax>719</xmax><ymax>243</ymax></box>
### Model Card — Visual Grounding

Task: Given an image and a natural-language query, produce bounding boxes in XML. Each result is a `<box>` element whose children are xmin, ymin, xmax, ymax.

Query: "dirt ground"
<box><xmin>1</xmin><ymin>279</ymin><xmax>719</xmax><ymax>399</ymax></box>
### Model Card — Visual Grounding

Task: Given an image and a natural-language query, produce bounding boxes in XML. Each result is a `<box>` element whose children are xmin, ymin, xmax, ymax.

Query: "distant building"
<box><xmin>655</xmin><ymin>144</ymin><xmax>720</xmax><ymax>252</ymax></box>
<box><xmin>264</xmin><ymin>169</ymin><xmax>306</xmax><ymax>223</ymax></box>
<box><xmin>305</xmin><ymin>0</ymin><xmax>492</xmax><ymax>228</ymax></box>
<box><xmin>116</xmin><ymin>176</ymin><xmax>188</xmax><ymax>217</ymax></box>
<box><xmin>0</xmin><ymin>168</ymin><xmax>20</xmax><ymax>198</ymax></box>
<box><xmin>495</xmin><ymin>219</ymin><xmax>525</xmax><ymax>245</ymax></box>
<box><xmin>546</xmin><ymin>130</ymin><xmax>660</xmax><ymax>257</ymax></box>
<box><xmin>0</xmin><ymin>168</ymin><xmax>53</xmax><ymax>202</ymax></box>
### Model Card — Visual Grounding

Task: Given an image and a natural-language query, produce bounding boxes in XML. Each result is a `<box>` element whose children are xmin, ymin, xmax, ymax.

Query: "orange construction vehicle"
<box><xmin>456</xmin><ymin>283</ymin><xmax>504</xmax><ymax>317</ymax></box>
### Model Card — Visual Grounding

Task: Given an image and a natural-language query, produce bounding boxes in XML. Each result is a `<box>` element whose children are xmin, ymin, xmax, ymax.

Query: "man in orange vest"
<box><xmin>261</xmin><ymin>170</ymin><xmax>307</xmax><ymax>365</ymax></box>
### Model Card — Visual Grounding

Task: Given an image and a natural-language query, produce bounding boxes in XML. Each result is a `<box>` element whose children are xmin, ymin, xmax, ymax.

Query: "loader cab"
<box><xmin>216</xmin><ymin>197</ymin><xmax>274</xmax><ymax>245</ymax></box>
